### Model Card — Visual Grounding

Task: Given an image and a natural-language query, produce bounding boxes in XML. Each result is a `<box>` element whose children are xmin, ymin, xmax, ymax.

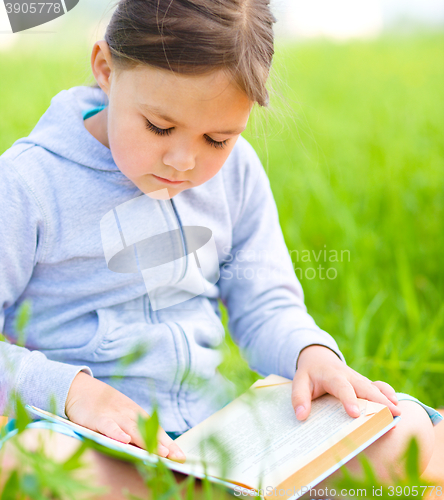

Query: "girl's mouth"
<box><xmin>152</xmin><ymin>174</ymin><xmax>185</xmax><ymax>185</ymax></box>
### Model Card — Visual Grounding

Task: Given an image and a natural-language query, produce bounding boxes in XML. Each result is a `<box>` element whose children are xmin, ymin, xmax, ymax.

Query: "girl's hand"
<box><xmin>65</xmin><ymin>372</ymin><xmax>186</xmax><ymax>462</ymax></box>
<box><xmin>291</xmin><ymin>345</ymin><xmax>402</xmax><ymax>421</ymax></box>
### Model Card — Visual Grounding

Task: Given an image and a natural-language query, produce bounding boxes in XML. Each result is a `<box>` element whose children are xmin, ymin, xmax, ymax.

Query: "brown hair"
<box><xmin>92</xmin><ymin>0</ymin><xmax>275</xmax><ymax>106</ymax></box>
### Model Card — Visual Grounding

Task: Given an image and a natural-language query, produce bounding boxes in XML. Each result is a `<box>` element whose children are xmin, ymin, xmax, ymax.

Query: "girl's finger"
<box><xmin>291</xmin><ymin>370</ymin><xmax>313</xmax><ymax>421</ymax></box>
<box><xmin>353</xmin><ymin>377</ymin><xmax>401</xmax><ymax>417</ymax></box>
<box><xmin>157</xmin><ymin>429</ymin><xmax>186</xmax><ymax>463</ymax></box>
<box><xmin>116</xmin><ymin>416</ymin><xmax>160</xmax><ymax>454</ymax></box>
<box><xmin>119</xmin><ymin>417</ymin><xmax>186</xmax><ymax>462</ymax></box>
<box><xmin>95</xmin><ymin>416</ymin><xmax>132</xmax><ymax>444</ymax></box>
<box><xmin>371</xmin><ymin>380</ymin><xmax>398</xmax><ymax>404</ymax></box>
<box><xmin>324</xmin><ymin>375</ymin><xmax>361</xmax><ymax>418</ymax></box>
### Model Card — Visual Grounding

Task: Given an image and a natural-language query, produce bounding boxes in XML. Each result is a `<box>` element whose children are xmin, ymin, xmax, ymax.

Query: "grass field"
<box><xmin>1</xmin><ymin>32</ymin><xmax>443</xmax><ymax>414</ymax></box>
<box><xmin>256</xmin><ymin>33</ymin><xmax>444</xmax><ymax>407</ymax></box>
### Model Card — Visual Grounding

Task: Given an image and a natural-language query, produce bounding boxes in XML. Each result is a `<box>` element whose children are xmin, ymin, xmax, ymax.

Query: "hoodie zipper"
<box><xmin>170</xmin><ymin>198</ymin><xmax>188</xmax><ymax>282</ymax></box>
<box><xmin>169</xmin><ymin>198</ymin><xmax>193</xmax><ymax>427</ymax></box>
<box><xmin>144</xmin><ymin>198</ymin><xmax>192</xmax><ymax>428</ymax></box>
<box><xmin>145</xmin><ymin>294</ymin><xmax>192</xmax><ymax>428</ymax></box>
<box><xmin>175</xmin><ymin>322</ymin><xmax>190</xmax><ymax>384</ymax></box>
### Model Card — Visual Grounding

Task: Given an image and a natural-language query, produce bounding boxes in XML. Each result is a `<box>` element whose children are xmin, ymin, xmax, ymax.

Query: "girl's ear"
<box><xmin>90</xmin><ymin>40</ymin><xmax>114</xmax><ymax>96</ymax></box>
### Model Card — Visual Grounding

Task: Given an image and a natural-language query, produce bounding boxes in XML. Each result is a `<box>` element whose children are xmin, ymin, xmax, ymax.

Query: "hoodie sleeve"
<box><xmin>218</xmin><ymin>142</ymin><xmax>346</xmax><ymax>381</ymax></box>
<box><xmin>0</xmin><ymin>157</ymin><xmax>93</xmax><ymax>418</ymax></box>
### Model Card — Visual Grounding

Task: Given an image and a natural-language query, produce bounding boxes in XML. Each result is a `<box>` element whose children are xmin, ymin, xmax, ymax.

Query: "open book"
<box><xmin>26</xmin><ymin>374</ymin><xmax>400</xmax><ymax>499</ymax></box>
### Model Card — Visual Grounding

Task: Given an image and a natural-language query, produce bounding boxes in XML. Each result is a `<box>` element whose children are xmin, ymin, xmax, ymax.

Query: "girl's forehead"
<box><xmin>119</xmin><ymin>65</ymin><xmax>248</xmax><ymax>105</ymax></box>
<box><xmin>113</xmin><ymin>65</ymin><xmax>252</xmax><ymax>128</ymax></box>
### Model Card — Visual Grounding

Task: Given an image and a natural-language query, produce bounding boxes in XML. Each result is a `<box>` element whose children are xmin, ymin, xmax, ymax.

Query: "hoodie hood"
<box><xmin>13</xmin><ymin>86</ymin><xmax>119</xmax><ymax>173</ymax></box>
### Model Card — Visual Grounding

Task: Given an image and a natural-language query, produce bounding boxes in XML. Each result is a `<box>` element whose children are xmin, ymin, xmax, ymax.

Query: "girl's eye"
<box><xmin>145</xmin><ymin>119</ymin><xmax>173</xmax><ymax>136</ymax></box>
<box><xmin>145</xmin><ymin>118</ymin><xmax>228</xmax><ymax>149</ymax></box>
<box><xmin>204</xmin><ymin>135</ymin><xmax>228</xmax><ymax>149</ymax></box>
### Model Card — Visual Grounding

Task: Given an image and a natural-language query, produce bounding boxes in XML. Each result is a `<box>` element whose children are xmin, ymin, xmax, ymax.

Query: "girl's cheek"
<box><xmin>107</xmin><ymin>136</ymin><xmax>132</xmax><ymax>175</ymax></box>
<box><xmin>199</xmin><ymin>149</ymin><xmax>234</xmax><ymax>182</ymax></box>
<box><xmin>195</xmin><ymin>160</ymin><xmax>219</xmax><ymax>184</ymax></box>
<box><xmin>109</xmin><ymin>130</ymin><xmax>157</xmax><ymax>178</ymax></box>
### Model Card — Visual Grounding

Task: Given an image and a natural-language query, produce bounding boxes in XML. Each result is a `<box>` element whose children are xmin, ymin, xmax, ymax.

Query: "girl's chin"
<box><xmin>144</xmin><ymin>187</ymin><xmax>175</xmax><ymax>200</ymax></box>
<box><xmin>124</xmin><ymin>174</ymin><xmax>196</xmax><ymax>200</ymax></box>
<box><xmin>140</xmin><ymin>180</ymin><xmax>185</xmax><ymax>200</ymax></box>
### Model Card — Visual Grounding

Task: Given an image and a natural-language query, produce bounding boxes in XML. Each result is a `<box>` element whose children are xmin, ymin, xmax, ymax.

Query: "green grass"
<box><xmin>244</xmin><ymin>33</ymin><xmax>444</xmax><ymax>407</ymax></box>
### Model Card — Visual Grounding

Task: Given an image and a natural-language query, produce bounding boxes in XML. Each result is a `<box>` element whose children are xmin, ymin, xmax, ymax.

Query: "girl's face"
<box><xmin>88</xmin><ymin>41</ymin><xmax>253</xmax><ymax>198</ymax></box>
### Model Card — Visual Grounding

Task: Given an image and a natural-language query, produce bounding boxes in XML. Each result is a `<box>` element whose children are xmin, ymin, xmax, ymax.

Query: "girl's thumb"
<box><xmin>291</xmin><ymin>372</ymin><xmax>312</xmax><ymax>421</ymax></box>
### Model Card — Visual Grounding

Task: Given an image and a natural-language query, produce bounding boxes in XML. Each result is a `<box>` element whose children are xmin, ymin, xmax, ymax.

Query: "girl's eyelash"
<box><xmin>145</xmin><ymin>118</ymin><xmax>228</xmax><ymax>149</ymax></box>
<box><xmin>204</xmin><ymin>135</ymin><xmax>228</xmax><ymax>149</ymax></box>
<box><xmin>145</xmin><ymin>119</ymin><xmax>173</xmax><ymax>136</ymax></box>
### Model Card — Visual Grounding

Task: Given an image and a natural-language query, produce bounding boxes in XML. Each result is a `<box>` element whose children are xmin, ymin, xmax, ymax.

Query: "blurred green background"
<box><xmin>1</xmin><ymin>33</ymin><xmax>443</xmax><ymax>409</ymax></box>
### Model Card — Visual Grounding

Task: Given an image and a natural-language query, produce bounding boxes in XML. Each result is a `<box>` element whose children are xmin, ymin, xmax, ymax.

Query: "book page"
<box><xmin>176</xmin><ymin>384</ymin><xmax>385</xmax><ymax>489</ymax></box>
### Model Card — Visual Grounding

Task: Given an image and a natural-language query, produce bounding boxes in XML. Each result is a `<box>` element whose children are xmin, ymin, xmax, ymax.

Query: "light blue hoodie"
<box><xmin>0</xmin><ymin>86</ymin><xmax>345</xmax><ymax>433</ymax></box>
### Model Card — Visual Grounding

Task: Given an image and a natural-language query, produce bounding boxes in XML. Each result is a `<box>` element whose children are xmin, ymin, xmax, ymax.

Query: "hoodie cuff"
<box><xmin>16</xmin><ymin>350</ymin><xmax>93</xmax><ymax>418</ymax></box>
<box><xmin>278</xmin><ymin>329</ymin><xmax>346</xmax><ymax>380</ymax></box>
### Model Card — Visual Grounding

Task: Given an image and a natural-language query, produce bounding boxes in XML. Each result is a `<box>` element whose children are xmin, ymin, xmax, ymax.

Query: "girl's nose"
<box><xmin>163</xmin><ymin>148</ymin><xmax>195</xmax><ymax>172</ymax></box>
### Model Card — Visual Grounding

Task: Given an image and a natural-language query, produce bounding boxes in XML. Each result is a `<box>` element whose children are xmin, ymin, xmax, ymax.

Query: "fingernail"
<box><xmin>120</xmin><ymin>432</ymin><xmax>131</xmax><ymax>443</ymax></box>
<box><xmin>295</xmin><ymin>405</ymin><xmax>305</xmax><ymax>419</ymax></box>
<box><xmin>158</xmin><ymin>444</ymin><xmax>169</xmax><ymax>457</ymax></box>
<box><xmin>351</xmin><ymin>405</ymin><xmax>360</xmax><ymax>416</ymax></box>
<box><xmin>169</xmin><ymin>449</ymin><xmax>186</xmax><ymax>462</ymax></box>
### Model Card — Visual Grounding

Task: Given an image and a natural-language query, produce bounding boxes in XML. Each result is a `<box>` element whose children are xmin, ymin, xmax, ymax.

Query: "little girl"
<box><xmin>0</xmin><ymin>0</ymin><xmax>441</xmax><ymax>496</ymax></box>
